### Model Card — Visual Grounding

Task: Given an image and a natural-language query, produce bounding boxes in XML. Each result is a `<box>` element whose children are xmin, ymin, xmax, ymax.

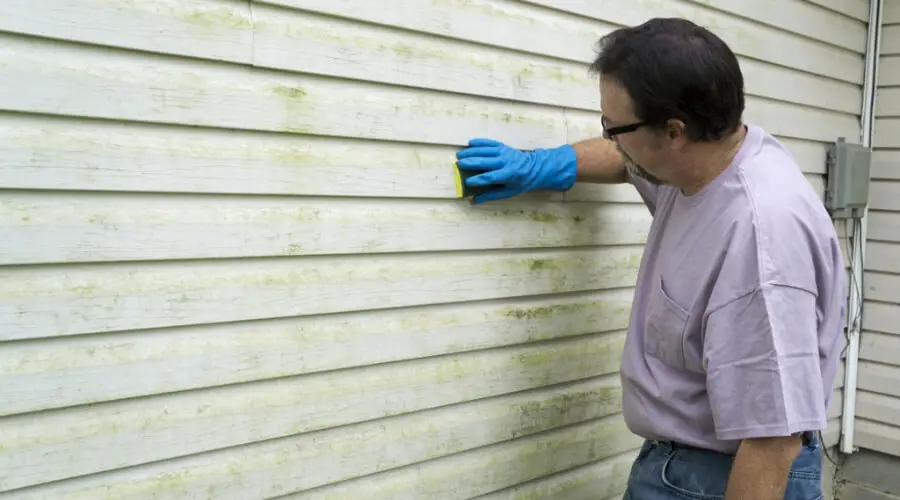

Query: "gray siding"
<box><xmin>857</xmin><ymin>0</ymin><xmax>900</xmax><ymax>459</ymax></box>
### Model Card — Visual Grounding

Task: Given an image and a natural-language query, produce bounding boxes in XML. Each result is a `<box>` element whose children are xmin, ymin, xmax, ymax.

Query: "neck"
<box><xmin>678</xmin><ymin>124</ymin><xmax>747</xmax><ymax>196</ymax></box>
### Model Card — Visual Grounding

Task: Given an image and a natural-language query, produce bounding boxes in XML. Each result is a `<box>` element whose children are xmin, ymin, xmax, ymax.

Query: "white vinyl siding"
<box><xmin>854</xmin><ymin>0</ymin><xmax>900</xmax><ymax>459</ymax></box>
<box><xmin>0</xmin><ymin>0</ymin><xmax>865</xmax><ymax>497</ymax></box>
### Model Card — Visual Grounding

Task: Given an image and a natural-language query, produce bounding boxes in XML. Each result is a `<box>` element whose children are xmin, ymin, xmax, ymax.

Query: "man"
<box><xmin>455</xmin><ymin>18</ymin><xmax>846</xmax><ymax>500</ymax></box>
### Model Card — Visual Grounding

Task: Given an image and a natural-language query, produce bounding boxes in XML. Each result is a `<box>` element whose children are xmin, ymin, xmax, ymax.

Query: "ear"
<box><xmin>665</xmin><ymin>119</ymin><xmax>688</xmax><ymax>150</ymax></box>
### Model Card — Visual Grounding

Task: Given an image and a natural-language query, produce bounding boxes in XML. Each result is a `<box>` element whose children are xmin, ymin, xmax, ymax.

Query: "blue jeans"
<box><xmin>623</xmin><ymin>436</ymin><xmax>823</xmax><ymax>499</ymax></box>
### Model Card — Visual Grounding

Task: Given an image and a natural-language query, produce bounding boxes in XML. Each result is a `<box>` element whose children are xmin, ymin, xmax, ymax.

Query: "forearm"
<box><xmin>725</xmin><ymin>437</ymin><xmax>801</xmax><ymax>500</ymax></box>
<box><xmin>571</xmin><ymin>137</ymin><xmax>626</xmax><ymax>183</ymax></box>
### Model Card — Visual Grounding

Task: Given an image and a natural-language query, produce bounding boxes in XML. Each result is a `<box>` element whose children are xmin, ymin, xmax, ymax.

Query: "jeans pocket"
<box><xmin>660</xmin><ymin>449</ymin><xmax>729</xmax><ymax>500</ymax></box>
<box><xmin>782</xmin><ymin>472</ymin><xmax>823</xmax><ymax>500</ymax></box>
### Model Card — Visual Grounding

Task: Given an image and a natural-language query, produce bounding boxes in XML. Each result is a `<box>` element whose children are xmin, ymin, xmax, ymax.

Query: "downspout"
<box><xmin>840</xmin><ymin>0</ymin><xmax>882</xmax><ymax>456</ymax></box>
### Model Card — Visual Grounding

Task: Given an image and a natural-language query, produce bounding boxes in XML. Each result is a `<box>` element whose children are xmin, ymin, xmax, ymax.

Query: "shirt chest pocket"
<box><xmin>644</xmin><ymin>276</ymin><xmax>691</xmax><ymax>368</ymax></box>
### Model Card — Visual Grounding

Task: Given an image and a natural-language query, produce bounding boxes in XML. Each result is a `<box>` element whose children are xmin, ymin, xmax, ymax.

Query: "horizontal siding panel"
<box><xmin>875</xmin><ymin>118</ymin><xmax>900</xmax><ymax>148</ymax></box>
<box><xmin>0</xmin><ymin>114</ymin><xmax>641</xmax><ymax>204</ymax></box>
<box><xmin>864</xmin><ymin>271</ymin><xmax>900</xmax><ymax>303</ymax></box>
<box><xmin>782</xmin><ymin>138</ymin><xmax>829</xmax><ymax>175</ymax></box>
<box><xmin>0</xmin><ymin>0</ymin><xmax>254</xmax><ymax>63</ymax></box>
<box><xmin>856</xmin><ymin>390</ymin><xmax>900</xmax><ymax>427</ymax></box>
<box><xmin>858</xmin><ymin>360</ymin><xmax>900</xmax><ymax>398</ymax></box>
<box><xmin>281</xmin><ymin>417</ymin><xmax>641</xmax><ymax>500</ymax></box>
<box><xmin>253</xmin><ymin>3</ymin><xmax>862</xmax><ymax>114</ymax></box>
<box><xmin>855</xmin><ymin>419</ymin><xmax>900</xmax><ymax>458</ymax></box>
<box><xmin>0</xmin><ymin>332</ymin><xmax>625</xmax><ymax>492</ymax></box>
<box><xmin>859</xmin><ymin>330</ymin><xmax>900</xmax><ymax>365</ymax></box>
<box><xmin>869</xmin><ymin>181</ymin><xmax>900</xmax><ymax>210</ymax></box>
<box><xmin>868</xmin><ymin>211</ymin><xmax>900</xmax><ymax>242</ymax></box>
<box><xmin>519</xmin><ymin>0</ymin><xmax>864</xmax><ymax>83</ymax></box>
<box><xmin>871</xmin><ymin>150</ymin><xmax>900</xmax><ymax>179</ymax></box>
<box><xmin>0</xmin><ymin>115</ymin><xmax>479</xmax><ymax>198</ymax></box>
<box><xmin>0</xmin><ymin>114</ymin><xmax>632</xmax><ymax>203</ymax></box>
<box><xmin>0</xmin><ymin>36</ymin><xmax>568</xmax><ymax>149</ymax></box>
<box><xmin>877</xmin><ymin>86</ymin><xmax>900</xmax><ymax>116</ymax></box>
<box><xmin>865</xmin><ymin>241</ymin><xmax>900</xmax><ymax>271</ymax></box>
<box><xmin>882</xmin><ymin>24</ymin><xmax>900</xmax><ymax>57</ymax></box>
<box><xmin>471</xmin><ymin>450</ymin><xmax>635</xmax><ymax>500</ymax></box>
<box><xmin>0</xmin><ymin>288</ymin><xmax>634</xmax><ymax>416</ymax></box>
<box><xmin>262</xmin><ymin>0</ymin><xmax>870</xmax><ymax>80</ymax></box>
<box><xmin>863</xmin><ymin>301</ymin><xmax>900</xmax><ymax>335</ymax></box>
<box><xmin>0</xmin><ymin>0</ymin><xmax>863</xmax><ymax>114</ymax></box>
<box><xmin>12</xmin><ymin>0</ymin><xmax>607</xmax><ymax>68</ymax></box>
<box><xmin>682</xmin><ymin>0</ymin><xmax>867</xmax><ymax>52</ymax></box>
<box><xmin>0</xmin><ymin>36</ymin><xmax>859</xmax><ymax>148</ymax></box>
<box><xmin>0</xmin><ymin>246</ymin><xmax>643</xmax><ymax>341</ymax></box>
<box><xmin>865</xmin><ymin>240</ymin><xmax>900</xmax><ymax>274</ymax></box>
<box><xmin>0</xmin><ymin>192</ymin><xmax>652</xmax><ymax>265</ymax></box>
<box><xmin>251</xmin><ymin>3</ymin><xmax>597</xmax><ymax>111</ymax></box>
<box><xmin>14</xmin><ymin>415</ymin><xmax>639</xmax><ymax>500</ymax></box>
<box><xmin>805</xmin><ymin>0</ymin><xmax>869</xmax><ymax>22</ymax></box>
<box><xmin>878</xmin><ymin>55</ymin><xmax>900</xmax><ymax>86</ymax></box>
<box><xmin>732</xmin><ymin>98</ymin><xmax>858</xmax><ymax>144</ymax></box>
<box><xmin>886</xmin><ymin>1</ymin><xmax>900</xmax><ymax>24</ymax></box>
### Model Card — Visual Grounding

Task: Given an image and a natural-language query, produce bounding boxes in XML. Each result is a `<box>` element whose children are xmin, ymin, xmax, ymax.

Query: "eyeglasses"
<box><xmin>601</xmin><ymin>117</ymin><xmax>648</xmax><ymax>140</ymax></box>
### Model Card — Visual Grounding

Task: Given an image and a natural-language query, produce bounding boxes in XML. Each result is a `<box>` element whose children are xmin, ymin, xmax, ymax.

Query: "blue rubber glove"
<box><xmin>455</xmin><ymin>138</ymin><xmax>577</xmax><ymax>203</ymax></box>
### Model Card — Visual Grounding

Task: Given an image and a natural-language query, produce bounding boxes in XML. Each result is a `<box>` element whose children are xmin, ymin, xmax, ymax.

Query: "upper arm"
<box><xmin>703</xmin><ymin>283</ymin><xmax>826</xmax><ymax>441</ymax></box>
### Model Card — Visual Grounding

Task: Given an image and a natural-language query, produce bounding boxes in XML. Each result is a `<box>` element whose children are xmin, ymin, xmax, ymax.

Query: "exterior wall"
<box><xmin>856</xmin><ymin>0</ymin><xmax>900</xmax><ymax>459</ymax></box>
<box><xmin>0</xmin><ymin>0</ymin><xmax>866</xmax><ymax>497</ymax></box>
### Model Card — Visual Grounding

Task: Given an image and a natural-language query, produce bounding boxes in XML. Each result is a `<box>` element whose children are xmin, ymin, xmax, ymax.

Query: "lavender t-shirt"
<box><xmin>620</xmin><ymin>124</ymin><xmax>846</xmax><ymax>453</ymax></box>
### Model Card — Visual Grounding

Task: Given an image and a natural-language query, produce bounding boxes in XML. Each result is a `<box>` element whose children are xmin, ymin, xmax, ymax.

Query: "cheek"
<box><xmin>616</xmin><ymin>138</ymin><xmax>643</xmax><ymax>162</ymax></box>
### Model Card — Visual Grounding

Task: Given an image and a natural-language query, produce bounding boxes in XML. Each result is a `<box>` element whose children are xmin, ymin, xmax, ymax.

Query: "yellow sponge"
<box><xmin>453</xmin><ymin>162</ymin><xmax>497</xmax><ymax>199</ymax></box>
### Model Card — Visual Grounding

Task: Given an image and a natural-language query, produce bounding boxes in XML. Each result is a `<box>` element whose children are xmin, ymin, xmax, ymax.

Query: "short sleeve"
<box><xmin>624</xmin><ymin>168</ymin><xmax>661</xmax><ymax>216</ymax></box>
<box><xmin>703</xmin><ymin>283</ymin><xmax>827</xmax><ymax>441</ymax></box>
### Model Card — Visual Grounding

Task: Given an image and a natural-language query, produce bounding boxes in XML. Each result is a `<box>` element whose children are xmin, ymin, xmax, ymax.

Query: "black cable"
<box><xmin>841</xmin><ymin>218</ymin><xmax>864</xmax><ymax>358</ymax></box>
<box><xmin>822</xmin><ymin>428</ymin><xmax>845</xmax><ymax>466</ymax></box>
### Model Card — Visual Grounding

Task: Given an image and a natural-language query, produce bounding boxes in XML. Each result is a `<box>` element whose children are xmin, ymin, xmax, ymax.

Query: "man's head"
<box><xmin>590</xmin><ymin>18</ymin><xmax>746</xmax><ymax>188</ymax></box>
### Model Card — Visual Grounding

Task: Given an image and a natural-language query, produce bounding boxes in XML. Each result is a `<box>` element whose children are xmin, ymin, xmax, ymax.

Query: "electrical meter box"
<box><xmin>825</xmin><ymin>137</ymin><xmax>871</xmax><ymax>219</ymax></box>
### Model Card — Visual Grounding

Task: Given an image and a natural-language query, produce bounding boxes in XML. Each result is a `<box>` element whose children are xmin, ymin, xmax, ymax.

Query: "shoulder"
<box><xmin>731</xmin><ymin>130</ymin><xmax>842</xmax><ymax>292</ymax></box>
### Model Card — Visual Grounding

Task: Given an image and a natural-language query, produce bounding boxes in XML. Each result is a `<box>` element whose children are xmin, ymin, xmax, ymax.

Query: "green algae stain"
<box><xmin>488</xmin><ymin>207</ymin><xmax>561</xmax><ymax>223</ymax></box>
<box><xmin>273</xmin><ymin>86</ymin><xmax>308</xmax><ymax>100</ymax></box>
<box><xmin>503</xmin><ymin>303</ymin><xmax>571</xmax><ymax>320</ymax></box>
<box><xmin>391</xmin><ymin>42</ymin><xmax>416</xmax><ymax>58</ymax></box>
<box><xmin>528</xmin><ymin>258</ymin><xmax>554</xmax><ymax>271</ymax></box>
<box><xmin>270</xmin><ymin>147</ymin><xmax>321</xmax><ymax>165</ymax></box>
<box><xmin>183</xmin><ymin>9</ymin><xmax>252</xmax><ymax>29</ymax></box>
<box><xmin>272</xmin><ymin>86</ymin><xmax>312</xmax><ymax>135</ymax></box>
<box><xmin>282</xmin><ymin>244</ymin><xmax>304</xmax><ymax>256</ymax></box>
<box><xmin>527</xmin><ymin>211</ymin><xmax>560</xmax><ymax>223</ymax></box>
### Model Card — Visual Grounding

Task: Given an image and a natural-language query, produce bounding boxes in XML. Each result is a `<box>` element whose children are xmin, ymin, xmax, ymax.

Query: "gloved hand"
<box><xmin>455</xmin><ymin>138</ymin><xmax>578</xmax><ymax>203</ymax></box>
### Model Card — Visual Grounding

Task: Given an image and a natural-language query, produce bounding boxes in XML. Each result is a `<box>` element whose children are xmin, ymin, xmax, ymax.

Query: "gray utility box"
<box><xmin>825</xmin><ymin>137</ymin><xmax>871</xmax><ymax>220</ymax></box>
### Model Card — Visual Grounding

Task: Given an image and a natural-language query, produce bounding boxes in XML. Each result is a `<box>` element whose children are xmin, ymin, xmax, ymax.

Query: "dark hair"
<box><xmin>589</xmin><ymin>18</ymin><xmax>745</xmax><ymax>142</ymax></box>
